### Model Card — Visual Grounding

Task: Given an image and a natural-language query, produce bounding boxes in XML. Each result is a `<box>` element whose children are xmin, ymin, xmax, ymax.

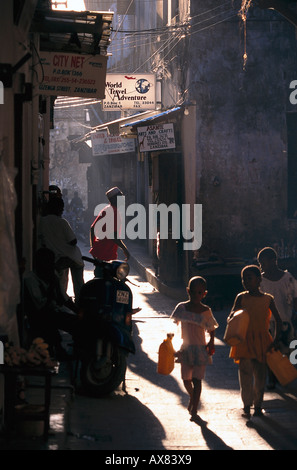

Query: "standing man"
<box><xmin>38</xmin><ymin>197</ymin><xmax>84</xmax><ymax>303</ymax></box>
<box><xmin>90</xmin><ymin>187</ymin><xmax>130</xmax><ymax>261</ymax></box>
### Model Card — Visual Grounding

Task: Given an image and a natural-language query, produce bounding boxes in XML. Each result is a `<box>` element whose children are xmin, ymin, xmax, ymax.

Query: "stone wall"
<box><xmin>188</xmin><ymin>3</ymin><xmax>297</xmax><ymax>258</ymax></box>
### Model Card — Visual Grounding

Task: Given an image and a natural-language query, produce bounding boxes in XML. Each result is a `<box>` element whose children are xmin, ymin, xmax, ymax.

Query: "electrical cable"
<box><xmin>108</xmin><ymin>5</ymin><xmax>238</xmax><ymax>55</ymax></box>
<box><xmin>56</xmin><ymin>3</ymin><xmax>242</xmax><ymax>115</ymax></box>
<box><xmin>111</xmin><ymin>0</ymin><xmax>135</xmax><ymax>44</ymax></box>
<box><xmin>109</xmin><ymin>7</ymin><xmax>237</xmax><ymax>74</ymax></box>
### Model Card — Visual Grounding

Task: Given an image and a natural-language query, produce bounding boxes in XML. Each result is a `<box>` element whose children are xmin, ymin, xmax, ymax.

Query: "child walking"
<box><xmin>257</xmin><ymin>246</ymin><xmax>297</xmax><ymax>347</ymax></box>
<box><xmin>229</xmin><ymin>265</ymin><xmax>282</xmax><ymax>419</ymax></box>
<box><xmin>171</xmin><ymin>276</ymin><xmax>218</xmax><ymax>420</ymax></box>
<box><xmin>257</xmin><ymin>246</ymin><xmax>297</xmax><ymax>388</ymax></box>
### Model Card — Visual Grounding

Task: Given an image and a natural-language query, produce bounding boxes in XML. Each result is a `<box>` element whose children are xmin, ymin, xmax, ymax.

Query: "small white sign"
<box><xmin>102</xmin><ymin>73</ymin><xmax>156</xmax><ymax>110</ymax></box>
<box><xmin>116</xmin><ymin>290</ymin><xmax>130</xmax><ymax>304</ymax></box>
<box><xmin>91</xmin><ymin>131</ymin><xmax>135</xmax><ymax>156</ymax></box>
<box><xmin>137</xmin><ymin>123</ymin><xmax>176</xmax><ymax>152</ymax></box>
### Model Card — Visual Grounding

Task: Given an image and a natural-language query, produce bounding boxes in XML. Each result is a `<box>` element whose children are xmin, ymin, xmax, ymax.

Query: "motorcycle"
<box><xmin>73</xmin><ymin>256</ymin><xmax>136</xmax><ymax>396</ymax></box>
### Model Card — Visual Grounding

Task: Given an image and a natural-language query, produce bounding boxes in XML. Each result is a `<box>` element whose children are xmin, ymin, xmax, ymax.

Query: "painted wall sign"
<box><xmin>91</xmin><ymin>131</ymin><xmax>135</xmax><ymax>156</ymax></box>
<box><xmin>137</xmin><ymin>123</ymin><xmax>175</xmax><ymax>152</ymax></box>
<box><xmin>38</xmin><ymin>52</ymin><xmax>107</xmax><ymax>98</ymax></box>
<box><xmin>102</xmin><ymin>73</ymin><xmax>156</xmax><ymax>110</ymax></box>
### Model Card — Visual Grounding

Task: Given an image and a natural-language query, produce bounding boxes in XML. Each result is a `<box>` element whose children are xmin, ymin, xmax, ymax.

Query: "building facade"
<box><xmin>0</xmin><ymin>0</ymin><xmax>113</xmax><ymax>345</ymax></box>
<box><xmin>51</xmin><ymin>0</ymin><xmax>297</xmax><ymax>284</ymax></box>
<box><xmin>2</xmin><ymin>0</ymin><xmax>297</xmax><ymax>348</ymax></box>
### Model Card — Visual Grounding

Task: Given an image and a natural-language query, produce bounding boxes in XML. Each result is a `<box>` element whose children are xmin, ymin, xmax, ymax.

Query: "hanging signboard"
<box><xmin>38</xmin><ymin>52</ymin><xmax>107</xmax><ymax>98</ymax></box>
<box><xmin>137</xmin><ymin>123</ymin><xmax>176</xmax><ymax>152</ymax></box>
<box><xmin>102</xmin><ymin>73</ymin><xmax>156</xmax><ymax>110</ymax></box>
<box><xmin>91</xmin><ymin>131</ymin><xmax>136</xmax><ymax>156</ymax></box>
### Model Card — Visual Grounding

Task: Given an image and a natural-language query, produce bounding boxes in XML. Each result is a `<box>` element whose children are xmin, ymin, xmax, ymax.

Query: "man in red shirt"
<box><xmin>89</xmin><ymin>187</ymin><xmax>130</xmax><ymax>261</ymax></box>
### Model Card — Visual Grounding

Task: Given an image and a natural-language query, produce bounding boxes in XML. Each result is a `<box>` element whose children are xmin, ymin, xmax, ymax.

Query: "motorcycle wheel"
<box><xmin>80</xmin><ymin>344</ymin><xmax>127</xmax><ymax>397</ymax></box>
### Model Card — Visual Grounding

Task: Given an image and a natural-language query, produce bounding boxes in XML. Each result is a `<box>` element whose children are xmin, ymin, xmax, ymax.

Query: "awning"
<box><xmin>30</xmin><ymin>3</ymin><xmax>113</xmax><ymax>99</ymax></box>
<box><xmin>74</xmin><ymin>106</ymin><xmax>181</xmax><ymax>143</ymax></box>
<box><xmin>30</xmin><ymin>5</ymin><xmax>113</xmax><ymax>55</ymax></box>
<box><xmin>121</xmin><ymin>107</ymin><xmax>181</xmax><ymax>129</ymax></box>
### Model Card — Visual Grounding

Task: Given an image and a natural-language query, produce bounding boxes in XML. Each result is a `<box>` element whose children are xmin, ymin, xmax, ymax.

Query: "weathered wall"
<box><xmin>189</xmin><ymin>2</ymin><xmax>297</xmax><ymax>258</ymax></box>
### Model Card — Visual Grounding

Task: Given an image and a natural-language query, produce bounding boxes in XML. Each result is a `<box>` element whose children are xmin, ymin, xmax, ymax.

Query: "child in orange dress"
<box><xmin>229</xmin><ymin>265</ymin><xmax>282</xmax><ymax>418</ymax></box>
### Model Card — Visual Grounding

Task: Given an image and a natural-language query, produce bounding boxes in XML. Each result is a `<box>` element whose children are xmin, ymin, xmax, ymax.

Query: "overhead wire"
<box><xmin>132</xmin><ymin>33</ymin><xmax>182</xmax><ymax>73</ymax></box>
<box><xmin>108</xmin><ymin>4</ymin><xmax>238</xmax><ymax>55</ymax></box>
<box><xmin>107</xmin><ymin>31</ymin><xmax>173</xmax><ymax>57</ymax></box>
<box><xmin>107</xmin><ymin>4</ymin><xmax>238</xmax><ymax>75</ymax></box>
<box><xmin>108</xmin><ymin>30</ymin><xmax>179</xmax><ymax>73</ymax></box>
<box><xmin>112</xmin><ymin>1</ymin><xmax>233</xmax><ymax>35</ymax></box>
<box><xmin>188</xmin><ymin>12</ymin><xmax>238</xmax><ymax>37</ymax></box>
<box><xmin>110</xmin><ymin>0</ymin><xmax>135</xmax><ymax>43</ymax></box>
<box><xmin>189</xmin><ymin>0</ymin><xmax>234</xmax><ymax>20</ymax></box>
<box><xmin>58</xmin><ymin>2</ymin><xmax>241</xmax><ymax>112</ymax></box>
<box><xmin>68</xmin><ymin>2</ymin><xmax>242</xmax><ymax>139</ymax></box>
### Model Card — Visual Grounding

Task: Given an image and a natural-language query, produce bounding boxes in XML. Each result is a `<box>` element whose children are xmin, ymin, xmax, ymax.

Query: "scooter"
<box><xmin>73</xmin><ymin>256</ymin><xmax>136</xmax><ymax>396</ymax></box>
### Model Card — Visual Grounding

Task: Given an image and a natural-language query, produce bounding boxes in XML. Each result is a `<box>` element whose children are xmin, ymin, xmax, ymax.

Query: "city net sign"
<box><xmin>38</xmin><ymin>52</ymin><xmax>107</xmax><ymax>98</ymax></box>
<box><xmin>102</xmin><ymin>73</ymin><xmax>156</xmax><ymax>110</ymax></box>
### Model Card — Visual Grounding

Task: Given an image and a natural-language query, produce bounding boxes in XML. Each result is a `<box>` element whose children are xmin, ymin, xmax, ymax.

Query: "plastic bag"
<box><xmin>157</xmin><ymin>334</ymin><xmax>175</xmax><ymax>375</ymax></box>
<box><xmin>224</xmin><ymin>309</ymin><xmax>249</xmax><ymax>346</ymax></box>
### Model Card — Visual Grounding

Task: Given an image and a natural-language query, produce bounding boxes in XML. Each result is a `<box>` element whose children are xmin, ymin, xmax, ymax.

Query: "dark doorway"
<box><xmin>157</xmin><ymin>152</ymin><xmax>183</xmax><ymax>284</ymax></box>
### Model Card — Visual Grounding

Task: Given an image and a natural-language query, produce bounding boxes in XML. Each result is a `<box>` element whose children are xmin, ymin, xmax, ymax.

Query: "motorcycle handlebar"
<box><xmin>82</xmin><ymin>256</ymin><xmax>128</xmax><ymax>267</ymax></box>
<box><xmin>82</xmin><ymin>255</ymin><xmax>103</xmax><ymax>266</ymax></box>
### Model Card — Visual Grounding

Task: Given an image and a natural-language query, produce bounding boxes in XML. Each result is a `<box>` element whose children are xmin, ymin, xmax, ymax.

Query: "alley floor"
<box><xmin>1</xmin><ymin>265</ymin><xmax>297</xmax><ymax>454</ymax></box>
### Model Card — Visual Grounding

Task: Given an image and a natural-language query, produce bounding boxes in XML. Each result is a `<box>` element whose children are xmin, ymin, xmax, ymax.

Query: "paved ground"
<box><xmin>1</xmin><ymin>241</ymin><xmax>297</xmax><ymax>454</ymax></box>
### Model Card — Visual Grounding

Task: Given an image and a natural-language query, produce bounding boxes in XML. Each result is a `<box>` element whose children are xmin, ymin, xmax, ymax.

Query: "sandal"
<box><xmin>241</xmin><ymin>406</ymin><xmax>251</xmax><ymax>419</ymax></box>
<box><xmin>254</xmin><ymin>407</ymin><xmax>264</xmax><ymax>417</ymax></box>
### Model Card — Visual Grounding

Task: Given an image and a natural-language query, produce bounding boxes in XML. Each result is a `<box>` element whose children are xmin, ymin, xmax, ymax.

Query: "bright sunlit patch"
<box><xmin>50</xmin><ymin>413</ymin><xmax>64</xmax><ymax>432</ymax></box>
<box><xmin>52</xmin><ymin>0</ymin><xmax>86</xmax><ymax>11</ymax></box>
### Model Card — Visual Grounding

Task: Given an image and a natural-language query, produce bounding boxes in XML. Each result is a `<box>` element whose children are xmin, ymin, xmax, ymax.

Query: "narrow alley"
<box><xmin>2</xmin><ymin>250</ymin><xmax>297</xmax><ymax>452</ymax></box>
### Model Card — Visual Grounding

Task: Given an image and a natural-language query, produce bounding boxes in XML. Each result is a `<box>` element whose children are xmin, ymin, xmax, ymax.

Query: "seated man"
<box><xmin>23</xmin><ymin>247</ymin><xmax>79</xmax><ymax>359</ymax></box>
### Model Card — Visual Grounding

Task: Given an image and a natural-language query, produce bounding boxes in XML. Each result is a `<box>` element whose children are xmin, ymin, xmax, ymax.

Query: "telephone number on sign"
<box><xmin>45</xmin><ymin>77</ymin><xmax>96</xmax><ymax>85</ymax></box>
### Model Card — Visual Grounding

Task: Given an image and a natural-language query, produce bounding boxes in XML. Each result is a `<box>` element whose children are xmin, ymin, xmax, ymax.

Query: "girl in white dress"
<box><xmin>171</xmin><ymin>276</ymin><xmax>218</xmax><ymax>420</ymax></box>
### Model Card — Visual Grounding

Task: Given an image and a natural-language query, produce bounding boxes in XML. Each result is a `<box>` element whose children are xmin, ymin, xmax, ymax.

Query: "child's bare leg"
<box><xmin>191</xmin><ymin>378</ymin><xmax>202</xmax><ymax>418</ymax></box>
<box><xmin>183</xmin><ymin>379</ymin><xmax>193</xmax><ymax>412</ymax></box>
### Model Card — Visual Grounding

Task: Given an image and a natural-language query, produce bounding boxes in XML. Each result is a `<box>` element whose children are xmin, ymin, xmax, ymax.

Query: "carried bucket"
<box><xmin>224</xmin><ymin>309</ymin><xmax>250</xmax><ymax>346</ymax></box>
<box><xmin>157</xmin><ymin>333</ymin><xmax>175</xmax><ymax>375</ymax></box>
<box><xmin>266</xmin><ymin>348</ymin><xmax>297</xmax><ymax>386</ymax></box>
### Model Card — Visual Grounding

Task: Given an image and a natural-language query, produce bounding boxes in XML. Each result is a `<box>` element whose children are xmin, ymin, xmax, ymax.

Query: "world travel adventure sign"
<box><xmin>102</xmin><ymin>73</ymin><xmax>156</xmax><ymax>110</ymax></box>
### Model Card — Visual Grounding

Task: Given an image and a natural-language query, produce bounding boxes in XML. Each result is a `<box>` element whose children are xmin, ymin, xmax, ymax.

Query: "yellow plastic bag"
<box><xmin>266</xmin><ymin>348</ymin><xmax>297</xmax><ymax>386</ymax></box>
<box><xmin>157</xmin><ymin>333</ymin><xmax>175</xmax><ymax>375</ymax></box>
<box><xmin>224</xmin><ymin>309</ymin><xmax>250</xmax><ymax>346</ymax></box>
